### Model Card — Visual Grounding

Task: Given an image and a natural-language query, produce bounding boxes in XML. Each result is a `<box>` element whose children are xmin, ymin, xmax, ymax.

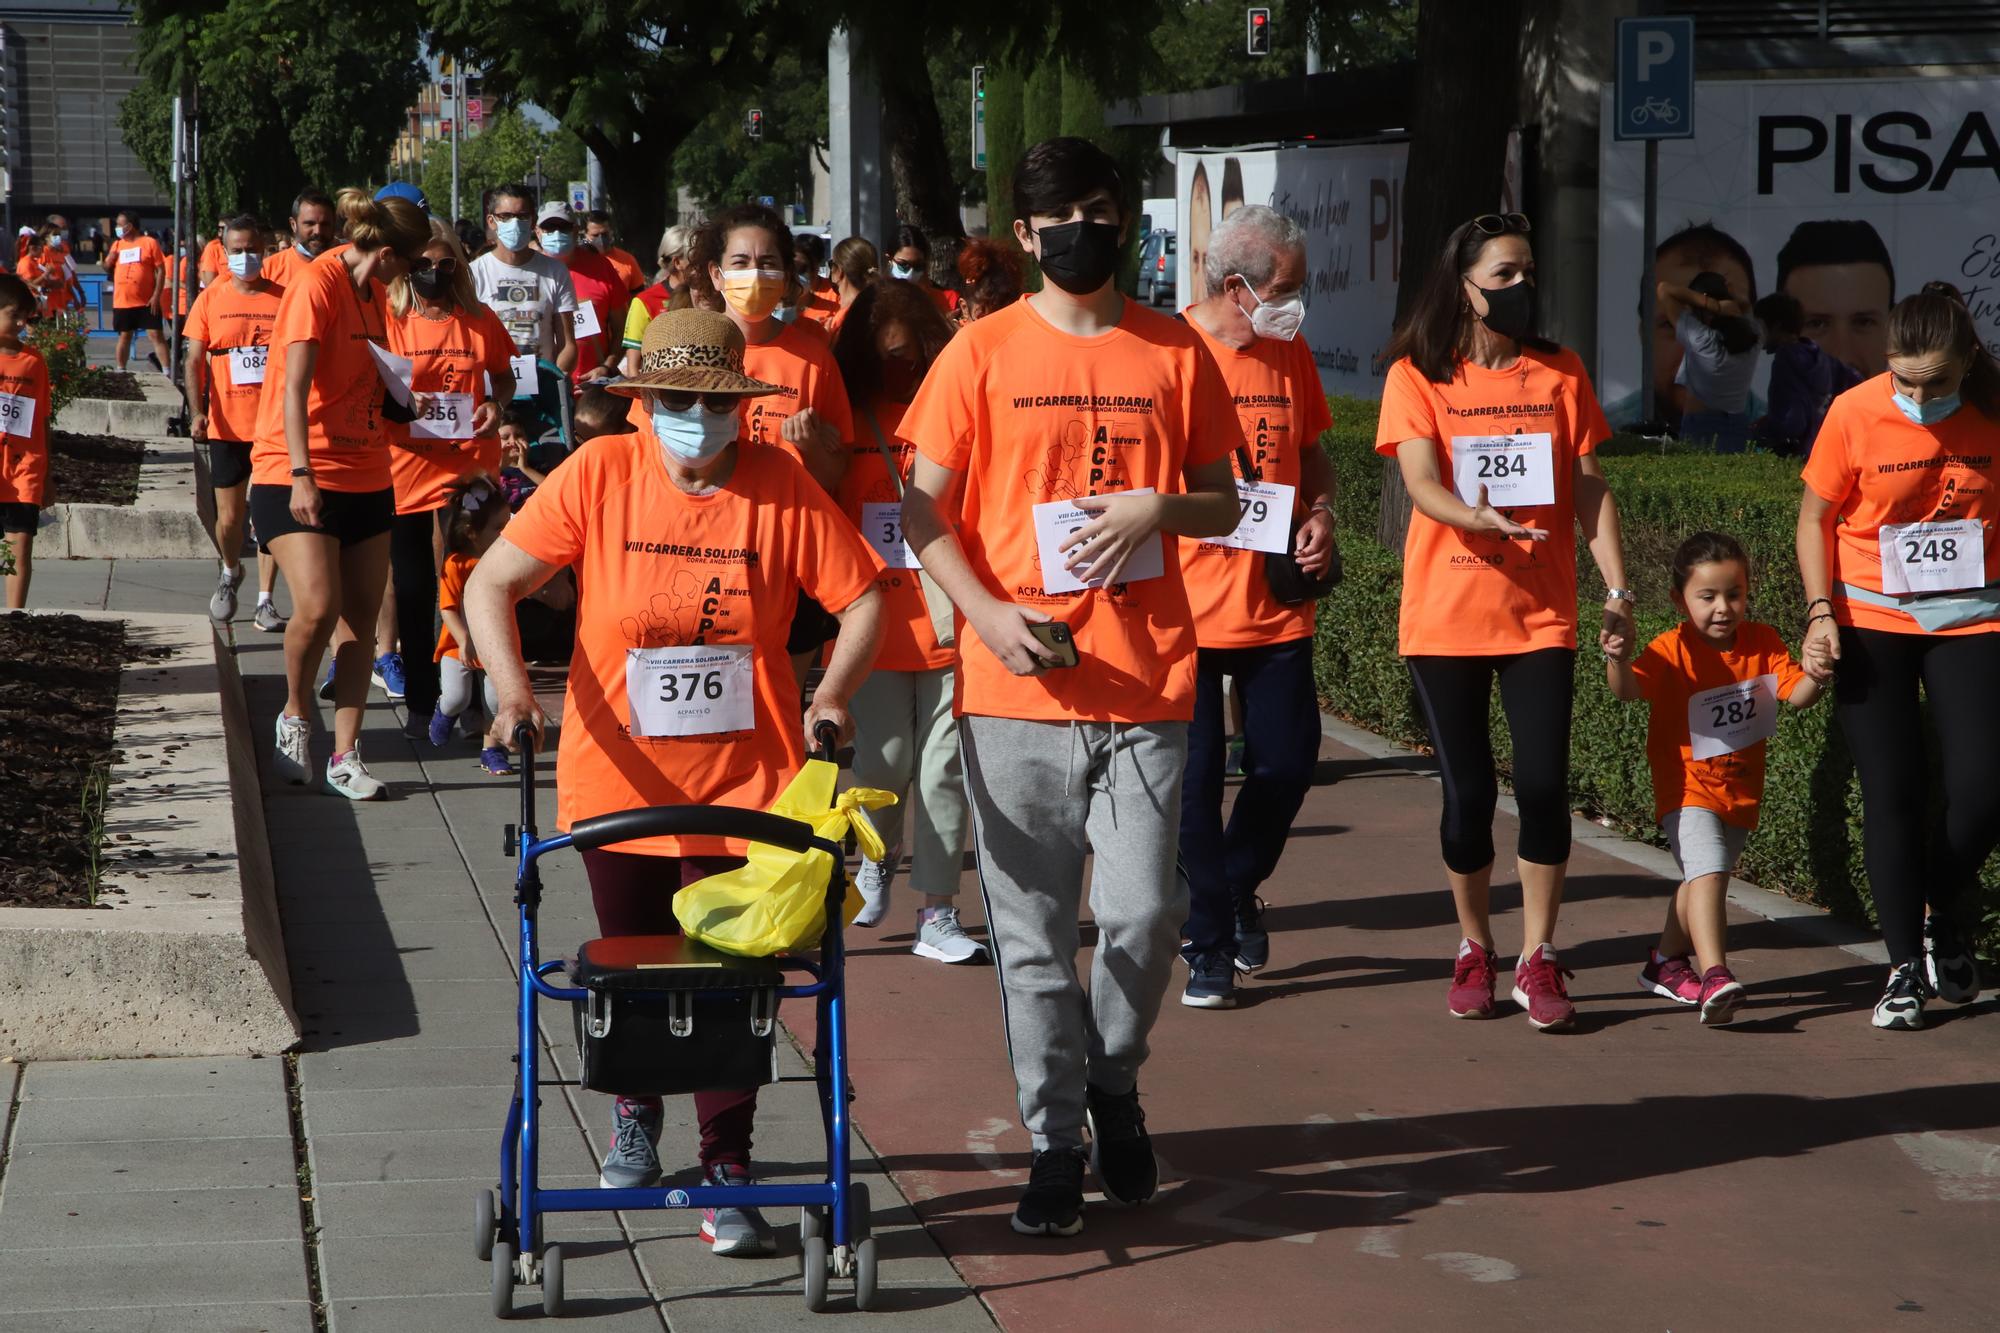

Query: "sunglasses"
<box><xmin>655</xmin><ymin>391</ymin><xmax>742</xmax><ymax>413</ymax></box>
<box><xmin>1469</xmin><ymin>213</ymin><xmax>1531</xmax><ymax>237</ymax></box>
<box><xmin>408</xmin><ymin>256</ymin><xmax>460</xmax><ymax>276</ymax></box>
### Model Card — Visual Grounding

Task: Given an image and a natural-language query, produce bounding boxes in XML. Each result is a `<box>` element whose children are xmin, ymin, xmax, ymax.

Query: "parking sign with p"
<box><xmin>1615</xmin><ymin>17</ymin><xmax>1695</xmax><ymax>141</ymax></box>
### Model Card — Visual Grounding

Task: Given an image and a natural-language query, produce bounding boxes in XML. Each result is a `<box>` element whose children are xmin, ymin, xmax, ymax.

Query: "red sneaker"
<box><xmin>1448</xmin><ymin>938</ymin><xmax>1498</xmax><ymax>1019</ymax></box>
<box><xmin>1638</xmin><ymin>951</ymin><xmax>1703</xmax><ymax>1005</ymax></box>
<box><xmin>1698</xmin><ymin>965</ymin><xmax>1746</xmax><ymax>1026</ymax></box>
<box><xmin>1510</xmin><ymin>944</ymin><xmax>1577</xmax><ymax>1031</ymax></box>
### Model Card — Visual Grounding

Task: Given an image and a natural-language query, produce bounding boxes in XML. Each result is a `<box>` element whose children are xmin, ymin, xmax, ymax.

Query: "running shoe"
<box><xmin>253</xmin><ymin>601</ymin><xmax>287</xmax><ymax>633</ymax></box>
<box><xmin>325</xmin><ymin>747</ymin><xmax>385</xmax><ymax>801</ymax></box>
<box><xmin>1233</xmin><ymin>894</ymin><xmax>1270</xmax><ymax>973</ymax></box>
<box><xmin>1873</xmin><ymin>962</ymin><xmax>1928</xmax><ymax>1031</ymax></box>
<box><xmin>208</xmin><ymin>564</ymin><xmax>244</xmax><ymax>622</ymax></box>
<box><xmin>913</xmin><ymin>904</ymin><xmax>986</xmax><ymax>963</ymax></box>
<box><xmin>478</xmin><ymin>746</ymin><xmax>514</xmax><ymax>776</ymax></box>
<box><xmin>1510</xmin><ymin>944</ymin><xmax>1577</xmax><ymax>1032</ymax></box>
<box><xmin>700</xmin><ymin>1162</ymin><xmax>775</xmax><ymax>1257</ymax></box>
<box><xmin>316</xmin><ymin>659</ymin><xmax>337</xmax><ymax>701</ymax></box>
<box><xmin>1923</xmin><ymin>916</ymin><xmax>1982</xmax><ymax>1006</ymax></box>
<box><xmin>400</xmin><ymin>709</ymin><xmax>433</xmax><ymax>743</ymax></box>
<box><xmin>1639</xmin><ymin>951</ymin><xmax>1703</xmax><ymax>1005</ymax></box>
<box><xmin>598</xmin><ymin>1097</ymin><xmax>663</xmax><ymax>1189</ymax></box>
<box><xmin>272</xmin><ymin>713</ymin><xmax>311</xmax><ymax>786</ymax></box>
<box><xmin>1181</xmin><ymin>949</ymin><xmax>1238</xmax><ymax>1009</ymax></box>
<box><xmin>1698</xmin><ymin>965</ymin><xmax>1746</xmax><ymax>1026</ymax></box>
<box><xmin>1011</xmin><ymin>1147</ymin><xmax>1086</xmax><ymax>1237</ymax></box>
<box><xmin>372</xmin><ymin>652</ymin><xmax>407</xmax><ymax>701</ymax></box>
<box><xmin>852</xmin><ymin>850</ymin><xmax>895</xmax><ymax>927</ymax></box>
<box><xmin>427</xmin><ymin>709</ymin><xmax>454</xmax><ymax>748</ymax></box>
<box><xmin>1448</xmin><ymin>938</ymin><xmax>1498</xmax><ymax>1019</ymax></box>
<box><xmin>1085</xmin><ymin>1084</ymin><xmax>1158</xmax><ymax>1206</ymax></box>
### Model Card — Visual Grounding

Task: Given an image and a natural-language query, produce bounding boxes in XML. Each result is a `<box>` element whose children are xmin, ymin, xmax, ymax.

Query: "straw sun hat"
<box><xmin>608</xmin><ymin>308</ymin><xmax>782</xmax><ymax>398</ymax></box>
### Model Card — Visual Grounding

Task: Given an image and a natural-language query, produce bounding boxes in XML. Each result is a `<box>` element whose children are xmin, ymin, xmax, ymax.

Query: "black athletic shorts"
<box><xmin>248</xmin><ymin>483</ymin><xmax>394</xmax><ymax>548</ymax></box>
<box><xmin>199</xmin><ymin>440</ymin><xmax>252</xmax><ymax>490</ymax></box>
<box><xmin>112</xmin><ymin>305</ymin><xmax>162</xmax><ymax>333</ymax></box>
<box><xmin>0</xmin><ymin>501</ymin><xmax>39</xmax><ymax>535</ymax></box>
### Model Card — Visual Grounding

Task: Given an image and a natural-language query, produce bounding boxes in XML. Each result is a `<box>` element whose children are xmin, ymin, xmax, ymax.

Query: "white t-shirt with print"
<box><xmin>470</xmin><ymin>249</ymin><xmax>578</xmax><ymax>361</ymax></box>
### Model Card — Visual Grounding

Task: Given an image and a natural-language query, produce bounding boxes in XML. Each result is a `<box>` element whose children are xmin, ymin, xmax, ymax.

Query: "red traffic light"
<box><xmin>1253</xmin><ymin>11</ymin><xmax>1266</xmax><ymax>22</ymax></box>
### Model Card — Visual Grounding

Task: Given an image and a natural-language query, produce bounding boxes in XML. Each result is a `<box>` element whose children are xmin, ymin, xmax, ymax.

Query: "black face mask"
<box><xmin>1034</xmin><ymin>220</ymin><xmax>1122</xmax><ymax>296</ymax></box>
<box><xmin>410</xmin><ymin>268</ymin><xmax>450</xmax><ymax>301</ymax></box>
<box><xmin>1472</xmin><ymin>279</ymin><xmax>1538</xmax><ymax>341</ymax></box>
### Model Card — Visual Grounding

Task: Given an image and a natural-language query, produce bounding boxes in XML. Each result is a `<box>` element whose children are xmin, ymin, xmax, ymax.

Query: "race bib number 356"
<box><xmin>1687</xmin><ymin>673</ymin><xmax>1779</xmax><ymax>761</ymax></box>
<box><xmin>626</xmin><ymin>644</ymin><xmax>754</xmax><ymax>737</ymax></box>
<box><xmin>410</xmin><ymin>392</ymin><xmax>476</xmax><ymax>441</ymax></box>
<box><xmin>1879</xmin><ymin>519</ymin><xmax>1984</xmax><ymax>595</ymax></box>
<box><xmin>1450</xmin><ymin>433</ymin><xmax>1556</xmax><ymax>509</ymax></box>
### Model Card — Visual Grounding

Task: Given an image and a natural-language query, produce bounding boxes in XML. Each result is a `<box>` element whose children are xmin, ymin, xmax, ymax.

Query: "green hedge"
<box><xmin>1313</xmin><ymin>395</ymin><xmax>1998</xmax><ymax>959</ymax></box>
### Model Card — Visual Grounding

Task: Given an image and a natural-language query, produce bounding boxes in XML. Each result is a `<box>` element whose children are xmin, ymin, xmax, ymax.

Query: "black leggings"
<box><xmin>1834</xmin><ymin>626</ymin><xmax>2000</xmax><ymax>967</ymax></box>
<box><xmin>390</xmin><ymin>510</ymin><xmax>442</xmax><ymax>718</ymax></box>
<box><xmin>1407</xmin><ymin>649</ymin><xmax>1575</xmax><ymax>874</ymax></box>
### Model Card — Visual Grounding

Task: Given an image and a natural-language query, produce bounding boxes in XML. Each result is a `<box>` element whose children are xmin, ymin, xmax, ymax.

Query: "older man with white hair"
<box><xmin>1175</xmin><ymin>203</ymin><xmax>1341</xmax><ymax>1010</ymax></box>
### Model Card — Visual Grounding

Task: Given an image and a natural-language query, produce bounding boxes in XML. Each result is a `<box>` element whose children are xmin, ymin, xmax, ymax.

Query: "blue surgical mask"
<box><xmin>227</xmin><ymin>251</ymin><xmax>261</xmax><ymax>280</ymax></box>
<box><xmin>1893</xmin><ymin>390</ymin><xmax>1962</xmax><ymax>427</ymax></box>
<box><xmin>295</xmin><ymin>238</ymin><xmax>318</xmax><ymax>258</ymax></box>
<box><xmin>114</xmin><ymin>225</ymin><xmax>128</xmax><ymax>239</ymax></box>
<box><xmin>650</xmin><ymin>397</ymin><xmax>738</xmax><ymax>465</ymax></box>
<box><xmin>496</xmin><ymin>219</ymin><xmax>530</xmax><ymax>251</ymax></box>
<box><xmin>888</xmin><ymin>261</ymin><xmax>917</xmax><ymax>281</ymax></box>
<box><xmin>541</xmin><ymin>229</ymin><xmax>573</xmax><ymax>256</ymax></box>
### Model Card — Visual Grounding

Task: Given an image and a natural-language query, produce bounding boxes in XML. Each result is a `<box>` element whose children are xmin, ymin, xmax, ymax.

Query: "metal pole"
<box><xmin>1638</xmin><ymin>138</ymin><xmax>1658</xmax><ymax>428</ymax></box>
<box><xmin>168</xmin><ymin>94</ymin><xmax>184</xmax><ymax>383</ymax></box>
<box><xmin>449</xmin><ymin>61</ymin><xmax>461</xmax><ymax>225</ymax></box>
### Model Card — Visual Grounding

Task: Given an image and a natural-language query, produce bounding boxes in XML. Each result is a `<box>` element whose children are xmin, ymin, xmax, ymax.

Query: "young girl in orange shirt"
<box><xmin>0</xmin><ymin>274</ymin><xmax>50</xmax><ymax>608</ymax></box>
<box><xmin>1607</xmin><ymin>531</ymin><xmax>1830</xmax><ymax>1024</ymax></box>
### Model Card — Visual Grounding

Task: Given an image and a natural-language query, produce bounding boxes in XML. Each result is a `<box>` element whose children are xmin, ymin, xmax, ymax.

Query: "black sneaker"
<box><xmin>1011</xmin><ymin>1147</ymin><xmax>1086</xmax><ymax>1237</ymax></box>
<box><xmin>1872</xmin><ymin>961</ymin><xmax>1928</xmax><ymax>1031</ymax></box>
<box><xmin>1923</xmin><ymin>916</ymin><xmax>1981</xmax><ymax>1005</ymax></box>
<box><xmin>1181</xmin><ymin>950</ymin><xmax>1238</xmax><ymax>1009</ymax></box>
<box><xmin>1085</xmin><ymin>1083</ymin><xmax>1158</xmax><ymax>1206</ymax></box>
<box><xmin>1234</xmin><ymin>895</ymin><xmax>1270</xmax><ymax>973</ymax></box>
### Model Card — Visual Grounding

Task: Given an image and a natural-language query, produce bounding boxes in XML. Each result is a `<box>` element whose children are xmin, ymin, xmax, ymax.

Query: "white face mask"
<box><xmin>114</xmin><ymin>225</ymin><xmax>129</xmax><ymax>239</ymax></box>
<box><xmin>1234</xmin><ymin>275</ymin><xmax>1304</xmax><ymax>342</ymax></box>
<box><xmin>649</xmin><ymin>395</ymin><xmax>739</xmax><ymax>465</ymax></box>
<box><xmin>889</xmin><ymin>261</ymin><xmax>918</xmax><ymax>281</ymax></box>
<box><xmin>227</xmin><ymin>251</ymin><xmax>262</xmax><ymax>280</ymax></box>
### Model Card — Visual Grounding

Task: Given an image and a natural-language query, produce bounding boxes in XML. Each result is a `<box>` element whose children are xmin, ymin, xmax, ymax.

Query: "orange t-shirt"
<box><xmin>602</xmin><ymin>245</ymin><xmax>648</xmax><ymax>294</ymax></box>
<box><xmin>1801</xmin><ymin>375</ymin><xmax>2000</xmax><ymax>636</ymax></box>
<box><xmin>838</xmin><ymin>399</ymin><xmax>955</xmax><ymax>673</ymax></box>
<box><xmin>259</xmin><ymin>246</ymin><xmax>318</xmax><ymax>290</ymax></box>
<box><xmin>1632</xmin><ymin>621</ymin><xmax>1807</xmax><ymax>829</ymax></box>
<box><xmin>199</xmin><ymin>238</ymin><xmax>226</xmax><ymax>286</ymax></box>
<box><xmin>15</xmin><ymin>255</ymin><xmax>55</xmax><ymax>309</ymax></box>
<box><xmin>185</xmin><ymin>278</ymin><xmax>285</xmax><ymax>444</ymax></box>
<box><xmin>800</xmin><ymin>279</ymin><xmax>842</xmax><ymax>328</ymax></box>
<box><xmin>110</xmin><ymin>234</ymin><xmax>166</xmax><ymax>309</ymax></box>
<box><xmin>899</xmin><ymin>296</ymin><xmax>1243</xmax><ymax>723</ymax></box>
<box><xmin>384</xmin><ymin>303</ymin><xmax>513</xmax><ymax>514</ymax></box>
<box><xmin>435</xmin><ymin>551</ymin><xmax>477</xmax><ymax>662</ymax></box>
<box><xmin>503</xmin><ymin>425</ymin><xmax>880</xmax><ymax>855</ymax></box>
<box><xmin>1374</xmin><ymin>347</ymin><xmax>1611</xmax><ymax>656</ymax></box>
<box><xmin>0</xmin><ymin>345</ymin><xmax>52</xmax><ymax>507</ymax></box>
<box><xmin>250</xmin><ymin>253</ymin><xmax>394</xmax><ymax>493</ymax></box>
<box><xmin>1179</xmin><ymin>317</ymin><xmax>1333</xmax><ymax>649</ymax></box>
<box><xmin>740</xmin><ymin>322</ymin><xmax>855</xmax><ymax>465</ymax></box>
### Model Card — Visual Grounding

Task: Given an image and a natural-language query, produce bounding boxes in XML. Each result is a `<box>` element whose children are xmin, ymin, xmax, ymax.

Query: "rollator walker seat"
<box><xmin>569</xmin><ymin>934</ymin><xmax>783</xmax><ymax>1097</ymax></box>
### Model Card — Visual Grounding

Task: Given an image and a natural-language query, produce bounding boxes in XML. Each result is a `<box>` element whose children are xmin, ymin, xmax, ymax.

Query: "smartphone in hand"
<box><xmin>1026</xmin><ymin>620</ymin><xmax>1080</xmax><ymax>668</ymax></box>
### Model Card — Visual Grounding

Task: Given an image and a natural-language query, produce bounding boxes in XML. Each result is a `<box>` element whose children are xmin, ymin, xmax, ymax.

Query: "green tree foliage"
<box><xmin>412</xmin><ymin>108</ymin><xmax>586</xmax><ymax>226</ymax></box>
<box><xmin>1148</xmin><ymin>0</ymin><xmax>1417</xmax><ymax>92</ymax></box>
<box><xmin>120</xmin><ymin>0</ymin><xmax>424</xmax><ymax>227</ymax></box>
<box><xmin>671</xmin><ymin>52</ymin><xmax>828</xmax><ymax>217</ymax></box>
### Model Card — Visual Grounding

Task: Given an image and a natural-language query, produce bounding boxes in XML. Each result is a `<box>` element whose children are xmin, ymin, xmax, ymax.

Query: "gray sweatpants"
<box><xmin>960</xmin><ymin>714</ymin><xmax>1189</xmax><ymax>1152</ymax></box>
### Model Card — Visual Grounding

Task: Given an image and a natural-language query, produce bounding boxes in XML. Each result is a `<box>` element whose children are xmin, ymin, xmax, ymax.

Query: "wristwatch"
<box><xmin>1605</xmin><ymin>587</ymin><xmax>1636</xmax><ymax>603</ymax></box>
<box><xmin>289</xmin><ymin>466</ymin><xmax>314</xmax><ymax>479</ymax></box>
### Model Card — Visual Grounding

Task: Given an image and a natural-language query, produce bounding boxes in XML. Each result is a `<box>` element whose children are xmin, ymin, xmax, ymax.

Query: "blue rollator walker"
<box><xmin>478</xmin><ymin>723</ymin><xmax>877</xmax><ymax>1317</ymax></box>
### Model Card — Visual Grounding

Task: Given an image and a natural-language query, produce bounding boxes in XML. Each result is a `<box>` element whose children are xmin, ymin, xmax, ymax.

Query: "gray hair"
<box><xmin>658</xmin><ymin>224</ymin><xmax>694</xmax><ymax>261</ymax></box>
<box><xmin>1202</xmin><ymin>204</ymin><xmax>1307</xmax><ymax>298</ymax></box>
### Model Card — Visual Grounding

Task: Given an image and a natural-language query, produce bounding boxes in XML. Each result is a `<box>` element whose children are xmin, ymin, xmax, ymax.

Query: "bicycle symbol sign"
<box><xmin>1629</xmin><ymin>96</ymin><xmax>1681</xmax><ymax>128</ymax></box>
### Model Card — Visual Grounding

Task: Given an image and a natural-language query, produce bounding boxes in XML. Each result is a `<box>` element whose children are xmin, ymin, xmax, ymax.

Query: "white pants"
<box><xmin>439</xmin><ymin>655</ymin><xmax>497</xmax><ymax>719</ymax></box>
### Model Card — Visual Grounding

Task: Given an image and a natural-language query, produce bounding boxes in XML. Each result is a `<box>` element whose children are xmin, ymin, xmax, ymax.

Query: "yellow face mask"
<box><xmin>718</xmin><ymin>267</ymin><xmax>788</xmax><ymax>320</ymax></box>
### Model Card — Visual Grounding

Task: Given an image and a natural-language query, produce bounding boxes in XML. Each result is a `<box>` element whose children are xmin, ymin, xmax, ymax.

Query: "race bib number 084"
<box><xmin>1450</xmin><ymin>433</ymin><xmax>1556</xmax><ymax>509</ymax></box>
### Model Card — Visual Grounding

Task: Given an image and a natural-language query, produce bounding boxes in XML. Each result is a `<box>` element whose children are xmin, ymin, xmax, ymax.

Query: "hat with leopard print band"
<box><xmin>607</xmin><ymin>308</ymin><xmax>783</xmax><ymax>397</ymax></box>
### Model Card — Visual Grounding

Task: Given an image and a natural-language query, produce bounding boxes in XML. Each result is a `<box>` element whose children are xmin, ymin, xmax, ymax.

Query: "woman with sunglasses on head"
<box><xmin>379</xmin><ymin>218</ymin><xmax>517</xmax><ymax>742</ymax></box>
<box><xmin>466</xmin><ymin>308</ymin><xmax>882</xmax><ymax>1257</ymax></box>
<box><xmin>1375</xmin><ymin>212</ymin><xmax>1633</xmax><ymax>1032</ymax></box>
<box><xmin>251</xmin><ymin>187</ymin><xmax>433</xmax><ymax>799</ymax></box>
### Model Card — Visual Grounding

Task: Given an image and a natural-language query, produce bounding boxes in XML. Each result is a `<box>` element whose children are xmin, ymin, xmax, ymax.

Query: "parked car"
<box><xmin>1137</xmin><ymin>230</ymin><xmax>1177</xmax><ymax>306</ymax></box>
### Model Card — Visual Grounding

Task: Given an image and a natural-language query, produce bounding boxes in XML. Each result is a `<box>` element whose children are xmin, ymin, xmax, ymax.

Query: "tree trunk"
<box><xmin>879</xmin><ymin>58</ymin><xmax>966</xmax><ymax>248</ymax></box>
<box><xmin>582</xmin><ymin>123</ymin><xmax>680</xmax><ymax>267</ymax></box>
<box><xmin>1376</xmin><ymin>0</ymin><xmax>1525</xmax><ymax>554</ymax></box>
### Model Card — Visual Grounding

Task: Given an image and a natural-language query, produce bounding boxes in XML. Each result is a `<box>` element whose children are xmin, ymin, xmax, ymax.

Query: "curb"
<box><xmin>39</xmin><ymin>438</ymin><xmax>214</xmax><ymax>560</ymax></box>
<box><xmin>1317</xmin><ymin>711</ymin><xmax>1890</xmax><ymax>967</ymax></box>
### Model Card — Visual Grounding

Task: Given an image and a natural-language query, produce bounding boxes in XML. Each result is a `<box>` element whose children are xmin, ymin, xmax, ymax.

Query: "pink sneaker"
<box><xmin>1638</xmin><ymin>951</ymin><xmax>1703</xmax><ymax>1005</ymax></box>
<box><xmin>1510</xmin><ymin>944</ymin><xmax>1576</xmax><ymax>1031</ymax></box>
<box><xmin>1448</xmin><ymin>938</ymin><xmax>1498</xmax><ymax>1019</ymax></box>
<box><xmin>1698</xmin><ymin>965</ymin><xmax>1746</xmax><ymax>1026</ymax></box>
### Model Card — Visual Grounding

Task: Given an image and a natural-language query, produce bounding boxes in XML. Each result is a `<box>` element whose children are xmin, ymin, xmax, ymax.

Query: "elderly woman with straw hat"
<box><xmin>464</xmin><ymin>308</ymin><xmax>883</xmax><ymax>1257</ymax></box>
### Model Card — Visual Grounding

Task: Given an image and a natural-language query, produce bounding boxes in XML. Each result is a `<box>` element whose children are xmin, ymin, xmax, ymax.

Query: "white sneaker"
<box><xmin>325</xmin><ymin>745</ymin><xmax>386</xmax><ymax>801</ymax></box>
<box><xmin>913</xmin><ymin>904</ymin><xmax>988</xmax><ymax>964</ymax></box>
<box><xmin>853</xmin><ymin>851</ymin><xmax>896</xmax><ymax>927</ymax></box>
<box><xmin>208</xmin><ymin>564</ymin><xmax>244</xmax><ymax>622</ymax></box>
<box><xmin>1872</xmin><ymin>961</ymin><xmax>1927</xmax><ymax>1031</ymax></box>
<box><xmin>273</xmin><ymin>713</ymin><xmax>311</xmax><ymax>785</ymax></box>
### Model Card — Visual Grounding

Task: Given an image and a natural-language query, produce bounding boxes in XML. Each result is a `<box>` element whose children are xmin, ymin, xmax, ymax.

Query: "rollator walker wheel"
<box><xmin>801</xmin><ymin>1234</ymin><xmax>830</xmax><ymax>1312</ymax></box>
<box><xmin>473</xmin><ymin>1188</ymin><xmax>497</xmax><ymax>1262</ymax></box>
<box><xmin>540</xmin><ymin>1243</ymin><xmax>566</xmax><ymax>1316</ymax></box>
<box><xmin>490</xmin><ymin>1241</ymin><xmax>516</xmax><ymax>1318</ymax></box>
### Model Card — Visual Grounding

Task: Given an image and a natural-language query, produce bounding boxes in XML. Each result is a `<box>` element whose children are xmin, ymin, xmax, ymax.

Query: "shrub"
<box><xmin>1313</xmin><ymin>400</ymin><xmax>1997</xmax><ymax>959</ymax></box>
<box><xmin>25</xmin><ymin>312</ymin><xmax>95</xmax><ymax>420</ymax></box>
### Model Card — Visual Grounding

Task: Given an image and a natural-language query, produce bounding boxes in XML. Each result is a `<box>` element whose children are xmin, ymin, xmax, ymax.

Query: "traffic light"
<box><xmin>1247</xmin><ymin>7</ymin><xmax>1271</xmax><ymax>56</ymax></box>
<box><xmin>746</xmin><ymin>108</ymin><xmax>763</xmax><ymax>141</ymax></box>
<box><xmin>971</xmin><ymin>65</ymin><xmax>986</xmax><ymax>172</ymax></box>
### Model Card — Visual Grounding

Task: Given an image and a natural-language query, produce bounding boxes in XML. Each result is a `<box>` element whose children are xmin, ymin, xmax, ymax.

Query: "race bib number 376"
<box><xmin>626</xmin><ymin>644</ymin><xmax>754</xmax><ymax>737</ymax></box>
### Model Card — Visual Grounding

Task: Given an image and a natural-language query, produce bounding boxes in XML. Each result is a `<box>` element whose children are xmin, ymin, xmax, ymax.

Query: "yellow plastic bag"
<box><xmin>672</xmin><ymin>759</ymin><xmax>898</xmax><ymax>957</ymax></box>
